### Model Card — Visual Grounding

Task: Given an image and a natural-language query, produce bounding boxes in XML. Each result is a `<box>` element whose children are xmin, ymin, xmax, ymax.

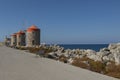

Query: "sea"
<box><xmin>59</xmin><ymin>44</ymin><xmax>109</xmax><ymax>52</ymax></box>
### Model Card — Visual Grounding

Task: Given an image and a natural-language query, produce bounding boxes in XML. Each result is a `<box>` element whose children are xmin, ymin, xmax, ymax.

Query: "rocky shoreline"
<box><xmin>45</xmin><ymin>43</ymin><xmax>120</xmax><ymax>65</ymax></box>
<box><xmin>13</xmin><ymin>43</ymin><xmax>120</xmax><ymax>78</ymax></box>
<box><xmin>42</xmin><ymin>43</ymin><xmax>120</xmax><ymax>78</ymax></box>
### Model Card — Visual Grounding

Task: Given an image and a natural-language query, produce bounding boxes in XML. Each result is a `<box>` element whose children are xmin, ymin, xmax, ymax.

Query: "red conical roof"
<box><xmin>17</xmin><ymin>30</ymin><xmax>25</xmax><ymax>35</ymax></box>
<box><xmin>27</xmin><ymin>25</ymin><xmax>40</xmax><ymax>32</ymax></box>
<box><xmin>11</xmin><ymin>33</ymin><xmax>17</xmax><ymax>36</ymax></box>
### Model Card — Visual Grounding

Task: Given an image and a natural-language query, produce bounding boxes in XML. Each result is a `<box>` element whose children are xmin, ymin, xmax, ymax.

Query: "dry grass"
<box><xmin>59</xmin><ymin>55</ymin><xmax>68</xmax><ymax>63</ymax></box>
<box><xmin>16</xmin><ymin>46</ymin><xmax>27</xmax><ymax>50</ymax></box>
<box><xmin>72</xmin><ymin>57</ymin><xmax>120</xmax><ymax>79</ymax></box>
<box><xmin>27</xmin><ymin>47</ymin><xmax>54</xmax><ymax>56</ymax></box>
<box><xmin>72</xmin><ymin>59</ymin><xmax>88</xmax><ymax>69</ymax></box>
<box><xmin>27</xmin><ymin>47</ymin><xmax>40</xmax><ymax>53</ymax></box>
<box><xmin>72</xmin><ymin>57</ymin><xmax>90</xmax><ymax>69</ymax></box>
<box><xmin>72</xmin><ymin>57</ymin><xmax>106</xmax><ymax>73</ymax></box>
<box><xmin>106</xmin><ymin>62</ymin><xmax>120</xmax><ymax>78</ymax></box>
<box><xmin>89</xmin><ymin>61</ymin><xmax>106</xmax><ymax>73</ymax></box>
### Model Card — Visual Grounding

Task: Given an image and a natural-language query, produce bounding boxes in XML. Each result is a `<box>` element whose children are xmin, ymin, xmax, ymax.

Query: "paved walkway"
<box><xmin>0</xmin><ymin>46</ymin><xmax>119</xmax><ymax>80</ymax></box>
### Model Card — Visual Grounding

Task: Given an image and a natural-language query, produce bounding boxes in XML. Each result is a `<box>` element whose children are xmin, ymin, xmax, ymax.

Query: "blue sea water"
<box><xmin>59</xmin><ymin>44</ymin><xmax>109</xmax><ymax>52</ymax></box>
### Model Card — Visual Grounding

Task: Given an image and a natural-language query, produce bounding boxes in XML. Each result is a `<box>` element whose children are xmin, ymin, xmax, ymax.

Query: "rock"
<box><xmin>100</xmin><ymin>48</ymin><xmax>110</xmax><ymax>52</ymax></box>
<box><xmin>75</xmin><ymin>49</ymin><xmax>81</xmax><ymax>54</ymax></box>
<box><xmin>102</xmin><ymin>56</ymin><xmax>109</xmax><ymax>61</ymax></box>
<box><xmin>114</xmin><ymin>52</ymin><xmax>120</xmax><ymax>65</ymax></box>
<box><xmin>64</xmin><ymin>53</ymin><xmax>69</xmax><ymax>58</ymax></box>
<box><xmin>85</xmin><ymin>49</ymin><xmax>102</xmax><ymax>61</ymax></box>
<box><xmin>107</xmin><ymin>43</ymin><xmax>120</xmax><ymax>64</ymax></box>
<box><xmin>86</xmin><ymin>49</ymin><xmax>96</xmax><ymax>56</ymax></box>
<box><xmin>40</xmin><ymin>43</ymin><xmax>120</xmax><ymax>65</ymax></box>
<box><xmin>106</xmin><ymin>62</ymin><xmax>112</xmax><ymax>66</ymax></box>
<box><xmin>75</xmin><ymin>54</ymin><xmax>80</xmax><ymax>58</ymax></box>
<box><xmin>47</xmin><ymin>52</ymin><xmax>58</xmax><ymax>59</ymax></box>
<box><xmin>108</xmin><ymin>43</ymin><xmax>120</xmax><ymax>50</ymax></box>
<box><xmin>97</xmin><ymin>51</ymin><xmax>110</xmax><ymax>58</ymax></box>
<box><xmin>87</xmin><ymin>54</ymin><xmax>102</xmax><ymax>61</ymax></box>
<box><xmin>68</xmin><ymin>58</ymin><xmax>74</xmax><ymax>64</ymax></box>
<box><xmin>107</xmin><ymin>54</ymin><xmax>114</xmax><ymax>61</ymax></box>
<box><xmin>55</xmin><ymin>51</ymin><xmax>63</xmax><ymax>56</ymax></box>
<box><xmin>79</xmin><ymin>54</ymin><xmax>85</xmax><ymax>58</ymax></box>
<box><xmin>95</xmin><ymin>48</ymin><xmax>111</xmax><ymax>62</ymax></box>
<box><xmin>108</xmin><ymin>43</ymin><xmax>117</xmax><ymax>50</ymax></box>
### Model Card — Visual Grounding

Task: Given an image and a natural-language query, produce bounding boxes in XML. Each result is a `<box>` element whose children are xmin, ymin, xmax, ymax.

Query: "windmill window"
<box><xmin>32</xmin><ymin>40</ymin><xmax>35</xmax><ymax>45</ymax></box>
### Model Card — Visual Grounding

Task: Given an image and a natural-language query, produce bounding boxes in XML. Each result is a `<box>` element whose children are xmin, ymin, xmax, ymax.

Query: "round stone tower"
<box><xmin>4</xmin><ymin>36</ymin><xmax>11</xmax><ymax>46</ymax></box>
<box><xmin>11</xmin><ymin>33</ymin><xmax>17</xmax><ymax>46</ymax></box>
<box><xmin>26</xmin><ymin>25</ymin><xmax>40</xmax><ymax>47</ymax></box>
<box><xmin>16</xmin><ymin>30</ymin><xmax>26</xmax><ymax>47</ymax></box>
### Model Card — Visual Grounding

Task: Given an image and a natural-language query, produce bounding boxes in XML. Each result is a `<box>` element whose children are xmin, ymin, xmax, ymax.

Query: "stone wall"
<box><xmin>17</xmin><ymin>34</ymin><xmax>25</xmax><ymax>46</ymax></box>
<box><xmin>11</xmin><ymin>36</ymin><xmax>17</xmax><ymax>46</ymax></box>
<box><xmin>26</xmin><ymin>30</ymin><xmax>40</xmax><ymax>47</ymax></box>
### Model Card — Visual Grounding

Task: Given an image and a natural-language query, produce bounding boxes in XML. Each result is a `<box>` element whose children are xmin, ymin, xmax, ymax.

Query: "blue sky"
<box><xmin>0</xmin><ymin>0</ymin><xmax>120</xmax><ymax>44</ymax></box>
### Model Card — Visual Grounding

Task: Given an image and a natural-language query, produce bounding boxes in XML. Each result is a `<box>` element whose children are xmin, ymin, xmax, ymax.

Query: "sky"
<box><xmin>0</xmin><ymin>0</ymin><xmax>120</xmax><ymax>44</ymax></box>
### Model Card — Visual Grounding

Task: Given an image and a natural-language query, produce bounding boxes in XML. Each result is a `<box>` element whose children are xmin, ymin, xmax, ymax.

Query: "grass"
<box><xmin>72</xmin><ymin>57</ymin><xmax>120</xmax><ymax>79</ymax></box>
<box><xmin>106</xmin><ymin>62</ymin><xmax>120</xmax><ymax>78</ymax></box>
<box><xmin>72</xmin><ymin>57</ymin><xmax>91</xmax><ymax>69</ymax></box>
<box><xmin>59</xmin><ymin>55</ymin><xmax>68</xmax><ymax>63</ymax></box>
<box><xmin>89</xmin><ymin>61</ymin><xmax>106</xmax><ymax>73</ymax></box>
<box><xmin>16</xmin><ymin>46</ymin><xmax>27</xmax><ymax>50</ymax></box>
<box><xmin>27</xmin><ymin>47</ymin><xmax>54</xmax><ymax>56</ymax></box>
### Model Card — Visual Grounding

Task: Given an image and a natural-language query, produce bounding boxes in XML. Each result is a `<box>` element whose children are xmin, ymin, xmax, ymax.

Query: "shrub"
<box><xmin>17</xmin><ymin>46</ymin><xmax>27</xmax><ymax>50</ymax></box>
<box><xmin>89</xmin><ymin>61</ymin><xmax>106</xmax><ymax>73</ymax></box>
<box><xmin>27</xmin><ymin>47</ymin><xmax>54</xmax><ymax>57</ymax></box>
<box><xmin>106</xmin><ymin>62</ymin><xmax>120</xmax><ymax>78</ymax></box>
<box><xmin>44</xmin><ymin>47</ymin><xmax>54</xmax><ymax>53</ymax></box>
<box><xmin>59</xmin><ymin>55</ymin><xmax>68</xmax><ymax>63</ymax></box>
<box><xmin>28</xmin><ymin>47</ymin><xmax>40</xmax><ymax>53</ymax></box>
<box><xmin>72</xmin><ymin>57</ymin><xmax>106</xmax><ymax>74</ymax></box>
<box><xmin>72</xmin><ymin>57</ymin><xmax>89</xmax><ymax>69</ymax></box>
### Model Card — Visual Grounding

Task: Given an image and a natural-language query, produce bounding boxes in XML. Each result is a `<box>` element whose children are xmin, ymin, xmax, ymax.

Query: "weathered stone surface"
<box><xmin>88</xmin><ymin>54</ymin><xmax>102</xmax><ymax>61</ymax></box>
<box><xmin>108</xmin><ymin>43</ymin><xmax>120</xmax><ymax>50</ymax></box>
<box><xmin>68</xmin><ymin>58</ymin><xmax>74</xmax><ymax>64</ymax></box>
<box><xmin>46</xmin><ymin>43</ymin><xmax>120</xmax><ymax>65</ymax></box>
<box><xmin>86</xmin><ymin>49</ymin><xmax>96</xmax><ymax>57</ymax></box>
<box><xmin>114</xmin><ymin>52</ymin><xmax>120</xmax><ymax>65</ymax></box>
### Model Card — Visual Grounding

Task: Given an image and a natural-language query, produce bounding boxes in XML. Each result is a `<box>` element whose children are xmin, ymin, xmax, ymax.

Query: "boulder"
<box><xmin>44</xmin><ymin>43</ymin><xmax>120</xmax><ymax>65</ymax></box>
<box><xmin>86</xmin><ymin>49</ymin><xmax>96</xmax><ymax>57</ymax></box>
<box><xmin>107</xmin><ymin>54</ymin><xmax>114</xmax><ymax>61</ymax></box>
<box><xmin>97</xmin><ymin>50</ymin><xmax>110</xmax><ymax>58</ymax></box>
<box><xmin>108</xmin><ymin>43</ymin><xmax>117</xmax><ymax>50</ymax></box>
<box><xmin>68</xmin><ymin>58</ymin><xmax>74</xmax><ymax>64</ymax></box>
<box><xmin>114</xmin><ymin>52</ymin><xmax>120</xmax><ymax>65</ymax></box>
<box><xmin>87</xmin><ymin>54</ymin><xmax>102</xmax><ymax>61</ymax></box>
<box><xmin>108</xmin><ymin>43</ymin><xmax>120</xmax><ymax>50</ymax></box>
<box><xmin>102</xmin><ymin>56</ymin><xmax>109</xmax><ymax>61</ymax></box>
<box><xmin>47</xmin><ymin>52</ymin><xmax>58</xmax><ymax>59</ymax></box>
<box><xmin>85</xmin><ymin>49</ymin><xmax>102</xmax><ymax>61</ymax></box>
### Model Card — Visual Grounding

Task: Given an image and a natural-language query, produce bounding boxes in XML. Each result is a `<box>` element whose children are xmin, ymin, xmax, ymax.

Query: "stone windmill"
<box><xmin>26</xmin><ymin>25</ymin><xmax>40</xmax><ymax>47</ymax></box>
<box><xmin>16</xmin><ymin>30</ymin><xmax>26</xmax><ymax>47</ymax></box>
